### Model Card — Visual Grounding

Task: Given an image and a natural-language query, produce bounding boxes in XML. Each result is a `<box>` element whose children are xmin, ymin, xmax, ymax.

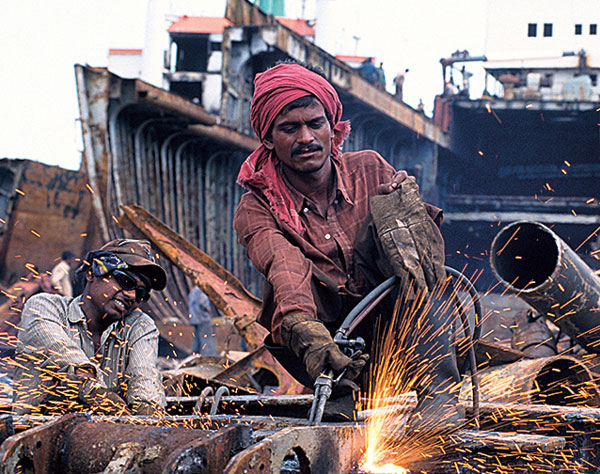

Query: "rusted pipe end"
<box><xmin>490</xmin><ymin>221</ymin><xmax>561</xmax><ymax>294</ymax></box>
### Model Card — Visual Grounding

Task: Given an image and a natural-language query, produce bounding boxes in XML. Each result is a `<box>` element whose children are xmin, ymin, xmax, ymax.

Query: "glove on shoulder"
<box><xmin>370</xmin><ymin>177</ymin><xmax>446</xmax><ymax>291</ymax></box>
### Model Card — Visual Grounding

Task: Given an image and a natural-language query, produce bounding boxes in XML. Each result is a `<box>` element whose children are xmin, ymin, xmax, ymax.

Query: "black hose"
<box><xmin>444</xmin><ymin>265</ymin><xmax>481</xmax><ymax>427</ymax></box>
<box><xmin>333</xmin><ymin>266</ymin><xmax>482</xmax><ymax>426</ymax></box>
<box><xmin>333</xmin><ymin>275</ymin><xmax>398</xmax><ymax>342</ymax></box>
<box><xmin>444</xmin><ymin>266</ymin><xmax>483</xmax><ymax>371</ymax></box>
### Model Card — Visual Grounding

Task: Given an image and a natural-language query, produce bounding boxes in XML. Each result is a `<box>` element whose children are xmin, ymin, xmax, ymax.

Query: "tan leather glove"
<box><xmin>281</xmin><ymin>314</ymin><xmax>369</xmax><ymax>382</ymax></box>
<box><xmin>370</xmin><ymin>177</ymin><xmax>446</xmax><ymax>291</ymax></box>
<box><xmin>132</xmin><ymin>402</ymin><xmax>163</xmax><ymax>417</ymax></box>
<box><xmin>78</xmin><ymin>379</ymin><xmax>132</xmax><ymax>416</ymax></box>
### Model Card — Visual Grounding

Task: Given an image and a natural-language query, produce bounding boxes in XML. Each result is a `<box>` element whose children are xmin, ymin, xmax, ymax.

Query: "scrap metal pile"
<box><xmin>1</xmin><ymin>208</ymin><xmax>600</xmax><ymax>473</ymax></box>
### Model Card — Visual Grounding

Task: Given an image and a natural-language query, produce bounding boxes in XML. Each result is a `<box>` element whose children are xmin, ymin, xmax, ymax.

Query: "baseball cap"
<box><xmin>96</xmin><ymin>239</ymin><xmax>167</xmax><ymax>291</ymax></box>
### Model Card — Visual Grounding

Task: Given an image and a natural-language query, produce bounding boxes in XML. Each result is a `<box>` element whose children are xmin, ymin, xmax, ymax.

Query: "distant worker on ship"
<box><xmin>234</xmin><ymin>61</ymin><xmax>464</xmax><ymax>433</ymax></box>
<box><xmin>50</xmin><ymin>250</ymin><xmax>76</xmax><ymax>296</ymax></box>
<box><xmin>188</xmin><ymin>286</ymin><xmax>218</xmax><ymax>355</ymax></box>
<box><xmin>376</xmin><ymin>62</ymin><xmax>386</xmax><ymax>90</ymax></box>
<box><xmin>394</xmin><ymin>68</ymin><xmax>409</xmax><ymax>101</ymax></box>
<box><xmin>359</xmin><ymin>57</ymin><xmax>378</xmax><ymax>85</ymax></box>
<box><xmin>13</xmin><ymin>239</ymin><xmax>167</xmax><ymax>416</ymax></box>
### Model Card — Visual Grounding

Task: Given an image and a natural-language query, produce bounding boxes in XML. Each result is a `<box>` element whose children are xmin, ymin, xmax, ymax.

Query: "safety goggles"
<box><xmin>111</xmin><ymin>269</ymin><xmax>151</xmax><ymax>302</ymax></box>
<box><xmin>91</xmin><ymin>252</ymin><xmax>129</xmax><ymax>276</ymax></box>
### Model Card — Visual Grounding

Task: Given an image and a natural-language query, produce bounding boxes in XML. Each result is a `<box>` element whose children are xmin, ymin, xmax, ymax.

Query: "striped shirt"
<box><xmin>12</xmin><ymin>293</ymin><xmax>165</xmax><ymax>414</ymax></box>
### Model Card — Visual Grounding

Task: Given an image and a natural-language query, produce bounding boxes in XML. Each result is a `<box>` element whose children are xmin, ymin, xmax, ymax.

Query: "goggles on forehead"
<box><xmin>111</xmin><ymin>269</ymin><xmax>151</xmax><ymax>302</ymax></box>
<box><xmin>90</xmin><ymin>252</ymin><xmax>129</xmax><ymax>276</ymax></box>
<box><xmin>86</xmin><ymin>251</ymin><xmax>151</xmax><ymax>302</ymax></box>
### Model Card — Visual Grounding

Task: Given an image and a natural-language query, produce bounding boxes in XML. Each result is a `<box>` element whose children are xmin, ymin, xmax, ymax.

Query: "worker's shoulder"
<box><xmin>24</xmin><ymin>292</ymin><xmax>72</xmax><ymax>313</ymax></box>
<box><xmin>235</xmin><ymin>189</ymin><xmax>271</xmax><ymax>215</ymax></box>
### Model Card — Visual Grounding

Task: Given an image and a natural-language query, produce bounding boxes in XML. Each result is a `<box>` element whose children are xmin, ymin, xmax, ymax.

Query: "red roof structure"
<box><xmin>336</xmin><ymin>55</ymin><xmax>373</xmax><ymax>63</ymax></box>
<box><xmin>167</xmin><ymin>16</ymin><xmax>314</xmax><ymax>37</ymax></box>
<box><xmin>109</xmin><ymin>49</ymin><xmax>143</xmax><ymax>55</ymax></box>
<box><xmin>275</xmin><ymin>18</ymin><xmax>315</xmax><ymax>37</ymax></box>
<box><xmin>168</xmin><ymin>16</ymin><xmax>233</xmax><ymax>34</ymax></box>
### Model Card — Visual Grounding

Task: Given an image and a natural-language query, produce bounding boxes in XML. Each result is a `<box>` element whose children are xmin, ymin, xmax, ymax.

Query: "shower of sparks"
<box><xmin>358</xmin><ymin>250</ymin><xmax>600</xmax><ymax>473</ymax></box>
<box><xmin>360</xmin><ymin>277</ymin><xmax>470</xmax><ymax>472</ymax></box>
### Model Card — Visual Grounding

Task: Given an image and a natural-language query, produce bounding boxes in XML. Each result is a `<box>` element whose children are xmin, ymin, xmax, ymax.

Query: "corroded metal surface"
<box><xmin>6</xmin><ymin>401</ymin><xmax>600</xmax><ymax>473</ymax></box>
<box><xmin>0</xmin><ymin>158</ymin><xmax>98</xmax><ymax>283</ymax></box>
<box><xmin>491</xmin><ymin>221</ymin><xmax>600</xmax><ymax>353</ymax></box>
<box><xmin>225</xmin><ymin>425</ymin><xmax>365</xmax><ymax>474</ymax></box>
<box><xmin>0</xmin><ymin>413</ymin><xmax>251</xmax><ymax>474</ymax></box>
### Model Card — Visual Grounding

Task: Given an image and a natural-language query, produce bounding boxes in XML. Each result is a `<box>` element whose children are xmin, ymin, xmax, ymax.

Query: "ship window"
<box><xmin>575</xmin><ymin>24</ymin><xmax>582</xmax><ymax>35</ymax></box>
<box><xmin>543</xmin><ymin>23</ymin><xmax>553</xmax><ymax>37</ymax></box>
<box><xmin>590</xmin><ymin>24</ymin><xmax>598</xmax><ymax>35</ymax></box>
<box><xmin>528</xmin><ymin>23</ymin><xmax>537</xmax><ymax>37</ymax></box>
<box><xmin>590</xmin><ymin>74</ymin><xmax>598</xmax><ymax>87</ymax></box>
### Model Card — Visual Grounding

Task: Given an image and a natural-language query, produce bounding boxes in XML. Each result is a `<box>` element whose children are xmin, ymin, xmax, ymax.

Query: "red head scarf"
<box><xmin>236</xmin><ymin>63</ymin><xmax>351</xmax><ymax>233</ymax></box>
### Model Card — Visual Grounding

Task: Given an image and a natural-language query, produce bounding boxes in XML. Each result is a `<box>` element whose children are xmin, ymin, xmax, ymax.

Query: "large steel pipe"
<box><xmin>460</xmin><ymin>355</ymin><xmax>600</xmax><ymax>407</ymax></box>
<box><xmin>490</xmin><ymin>221</ymin><xmax>600</xmax><ymax>353</ymax></box>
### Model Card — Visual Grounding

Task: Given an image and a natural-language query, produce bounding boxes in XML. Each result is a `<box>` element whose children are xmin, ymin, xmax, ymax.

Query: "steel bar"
<box><xmin>119</xmin><ymin>203</ymin><xmax>263</xmax><ymax>346</ymax></box>
<box><xmin>118</xmin><ymin>204</ymin><xmax>303</xmax><ymax>394</ymax></box>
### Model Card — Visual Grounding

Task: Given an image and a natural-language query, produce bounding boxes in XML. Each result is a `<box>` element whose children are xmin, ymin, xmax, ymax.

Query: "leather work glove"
<box><xmin>78</xmin><ymin>379</ymin><xmax>133</xmax><ymax>416</ymax></box>
<box><xmin>281</xmin><ymin>314</ymin><xmax>369</xmax><ymax>383</ymax></box>
<box><xmin>132</xmin><ymin>402</ymin><xmax>163</xmax><ymax>417</ymax></box>
<box><xmin>369</xmin><ymin>177</ymin><xmax>446</xmax><ymax>291</ymax></box>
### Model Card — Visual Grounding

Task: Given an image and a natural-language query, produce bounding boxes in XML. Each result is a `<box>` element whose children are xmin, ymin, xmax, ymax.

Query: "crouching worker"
<box><xmin>12</xmin><ymin>239</ymin><xmax>167</xmax><ymax>416</ymax></box>
<box><xmin>234</xmin><ymin>62</ymin><xmax>463</xmax><ymax>431</ymax></box>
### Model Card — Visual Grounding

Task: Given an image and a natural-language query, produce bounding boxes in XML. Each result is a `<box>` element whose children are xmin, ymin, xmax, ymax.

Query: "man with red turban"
<box><xmin>234</xmin><ymin>62</ymin><xmax>463</xmax><ymax>431</ymax></box>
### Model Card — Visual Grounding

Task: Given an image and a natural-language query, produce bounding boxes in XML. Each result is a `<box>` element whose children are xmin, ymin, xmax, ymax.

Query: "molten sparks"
<box><xmin>360</xmin><ymin>278</ymin><xmax>469</xmax><ymax>472</ymax></box>
<box><xmin>361</xmin><ymin>461</ymin><xmax>408</xmax><ymax>473</ymax></box>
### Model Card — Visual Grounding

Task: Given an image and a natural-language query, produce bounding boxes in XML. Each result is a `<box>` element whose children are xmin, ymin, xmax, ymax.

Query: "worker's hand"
<box><xmin>343</xmin><ymin>350</ymin><xmax>370</xmax><ymax>381</ymax></box>
<box><xmin>281</xmin><ymin>314</ymin><xmax>369</xmax><ymax>382</ymax></box>
<box><xmin>132</xmin><ymin>402</ymin><xmax>164</xmax><ymax>417</ymax></box>
<box><xmin>377</xmin><ymin>170</ymin><xmax>409</xmax><ymax>195</ymax></box>
<box><xmin>78</xmin><ymin>379</ymin><xmax>132</xmax><ymax>416</ymax></box>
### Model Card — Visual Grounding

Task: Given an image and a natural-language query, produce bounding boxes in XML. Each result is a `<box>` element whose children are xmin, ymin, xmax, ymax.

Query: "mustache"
<box><xmin>291</xmin><ymin>143</ymin><xmax>323</xmax><ymax>156</ymax></box>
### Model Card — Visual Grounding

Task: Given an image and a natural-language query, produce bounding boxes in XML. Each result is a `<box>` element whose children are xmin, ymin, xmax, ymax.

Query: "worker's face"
<box><xmin>263</xmin><ymin>99</ymin><xmax>334</xmax><ymax>176</ymax></box>
<box><xmin>84</xmin><ymin>271</ymin><xmax>148</xmax><ymax>323</ymax></box>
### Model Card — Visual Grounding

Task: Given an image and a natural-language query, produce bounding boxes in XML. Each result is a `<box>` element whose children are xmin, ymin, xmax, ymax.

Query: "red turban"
<box><xmin>237</xmin><ymin>63</ymin><xmax>351</xmax><ymax>233</ymax></box>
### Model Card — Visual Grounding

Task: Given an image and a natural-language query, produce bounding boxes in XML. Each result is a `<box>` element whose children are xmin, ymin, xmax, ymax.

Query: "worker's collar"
<box><xmin>67</xmin><ymin>295</ymin><xmax>129</xmax><ymax>342</ymax></box>
<box><xmin>67</xmin><ymin>295</ymin><xmax>86</xmax><ymax>324</ymax></box>
<box><xmin>283</xmin><ymin>156</ymin><xmax>354</xmax><ymax>213</ymax></box>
